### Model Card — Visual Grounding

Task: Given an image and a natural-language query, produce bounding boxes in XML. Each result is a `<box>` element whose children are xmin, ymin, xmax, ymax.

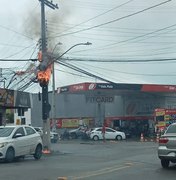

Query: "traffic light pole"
<box><xmin>39</xmin><ymin>1</ymin><xmax>90</xmax><ymax>152</ymax></box>
<box><xmin>42</xmin><ymin>84</ymin><xmax>51</xmax><ymax>151</ymax></box>
<box><xmin>39</xmin><ymin>0</ymin><xmax>58</xmax><ymax>153</ymax></box>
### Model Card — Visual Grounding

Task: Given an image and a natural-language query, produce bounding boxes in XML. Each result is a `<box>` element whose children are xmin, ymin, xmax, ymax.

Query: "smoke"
<box><xmin>23</xmin><ymin>1</ymin><xmax>71</xmax><ymax>54</ymax></box>
<box><xmin>46</xmin><ymin>6</ymin><xmax>71</xmax><ymax>52</ymax></box>
<box><xmin>24</xmin><ymin>11</ymin><xmax>41</xmax><ymax>40</ymax></box>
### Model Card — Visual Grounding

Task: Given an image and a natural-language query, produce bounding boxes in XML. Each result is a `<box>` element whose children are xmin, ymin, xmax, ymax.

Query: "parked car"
<box><xmin>69</xmin><ymin>126</ymin><xmax>88</xmax><ymax>139</ymax></box>
<box><xmin>34</xmin><ymin>127</ymin><xmax>59</xmax><ymax>143</ymax></box>
<box><xmin>50</xmin><ymin>131</ymin><xmax>59</xmax><ymax>143</ymax></box>
<box><xmin>34</xmin><ymin>127</ymin><xmax>43</xmax><ymax>136</ymax></box>
<box><xmin>90</xmin><ymin>127</ymin><xmax>126</xmax><ymax>141</ymax></box>
<box><xmin>0</xmin><ymin>125</ymin><xmax>43</xmax><ymax>162</ymax></box>
<box><xmin>158</xmin><ymin>123</ymin><xmax>176</xmax><ymax>168</ymax></box>
<box><xmin>60</xmin><ymin>128</ymin><xmax>70</xmax><ymax>140</ymax></box>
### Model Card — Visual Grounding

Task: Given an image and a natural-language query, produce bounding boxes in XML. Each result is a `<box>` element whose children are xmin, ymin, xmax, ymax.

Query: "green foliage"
<box><xmin>6</xmin><ymin>111</ymin><xmax>14</xmax><ymax>123</ymax></box>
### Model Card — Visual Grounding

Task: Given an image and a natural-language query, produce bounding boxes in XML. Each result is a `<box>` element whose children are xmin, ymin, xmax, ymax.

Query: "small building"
<box><xmin>0</xmin><ymin>88</ymin><xmax>32</xmax><ymax>125</ymax></box>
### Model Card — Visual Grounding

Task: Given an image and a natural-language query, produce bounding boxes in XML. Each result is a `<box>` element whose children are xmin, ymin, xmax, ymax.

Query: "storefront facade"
<box><xmin>30</xmin><ymin>82</ymin><xmax>176</xmax><ymax>137</ymax></box>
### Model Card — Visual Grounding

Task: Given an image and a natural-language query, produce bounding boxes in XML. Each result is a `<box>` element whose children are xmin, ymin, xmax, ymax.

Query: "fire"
<box><xmin>37</xmin><ymin>64</ymin><xmax>52</xmax><ymax>85</ymax></box>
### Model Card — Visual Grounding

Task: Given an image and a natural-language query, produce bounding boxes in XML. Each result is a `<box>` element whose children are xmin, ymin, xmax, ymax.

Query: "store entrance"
<box><xmin>113</xmin><ymin>119</ymin><xmax>150</xmax><ymax>138</ymax></box>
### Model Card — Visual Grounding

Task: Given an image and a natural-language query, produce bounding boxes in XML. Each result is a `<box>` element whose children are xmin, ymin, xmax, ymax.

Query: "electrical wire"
<box><xmin>0</xmin><ymin>24</ymin><xmax>34</xmax><ymax>41</ymax></box>
<box><xmin>48</xmin><ymin>0</ymin><xmax>172</xmax><ymax>39</ymax></box>
<box><xmin>71</xmin><ymin>61</ymin><xmax>176</xmax><ymax>77</ymax></box>
<box><xmin>3</xmin><ymin>44</ymin><xmax>36</xmax><ymax>59</ymax></box>
<box><xmin>55</xmin><ymin>68</ymin><xmax>97</xmax><ymax>79</ymax></box>
<box><xmin>70</xmin><ymin>23</ymin><xmax>176</xmax><ymax>54</ymax></box>
<box><xmin>56</xmin><ymin>60</ymin><xmax>116</xmax><ymax>84</ymax></box>
<box><xmin>0</xmin><ymin>58</ymin><xmax>37</xmax><ymax>62</ymax></box>
<box><xmin>58</xmin><ymin>0</ymin><xmax>135</xmax><ymax>35</ymax></box>
<box><xmin>60</xmin><ymin>57</ymin><xmax>176</xmax><ymax>63</ymax></box>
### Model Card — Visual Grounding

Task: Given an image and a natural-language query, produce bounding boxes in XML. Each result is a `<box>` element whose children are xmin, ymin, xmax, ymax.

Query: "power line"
<box><xmin>60</xmin><ymin>57</ymin><xmax>176</xmax><ymax>63</ymax></box>
<box><xmin>71</xmin><ymin>61</ymin><xmax>176</xmax><ymax>77</ymax></box>
<box><xmin>0</xmin><ymin>24</ymin><xmax>34</xmax><ymax>40</ymax></box>
<box><xmin>48</xmin><ymin>0</ymin><xmax>172</xmax><ymax>39</ymax></box>
<box><xmin>58</xmin><ymin>0</ymin><xmax>135</xmax><ymax>34</ymax></box>
<box><xmin>70</xmin><ymin>23</ymin><xmax>176</xmax><ymax>54</ymax></box>
<box><xmin>3</xmin><ymin>44</ymin><xmax>36</xmax><ymax>59</ymax></box>
<box><xmin>56</xmin><ymin>60</ymin><xmax>116</xmax><ymax>84</ymax></box>
<box><xmin>0</xmin><ymin>58</ymin><xmax>37</xmax><ymax>62</ymax></box>
<box><xmin>55</xmin><ymin>67</ymin><xmax>99</xmax><ymax>79</ymax></box>
<box><xmin>69</xmin><ymin>49</ymin><xmax>176</xmax><ymax>59</ymax></box>
<box><xmin>1</xmin><ymin>55</ymin><xmax>176</xmax><ymax>63</ymax></box>
<box><xmin>17</xmin><ymin>79</ymin><xmax>35</xmax><ymax>91</ymax></box>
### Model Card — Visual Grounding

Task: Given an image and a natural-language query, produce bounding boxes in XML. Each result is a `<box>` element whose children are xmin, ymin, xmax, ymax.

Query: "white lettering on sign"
<box><xmin>88</xmin><ymin>83</ymin><xmax>96</xmax><ymax>90</ymax></box>
<box><xmin>72</xmin><ymin>85</ymin><xmax>84</xmax><ymax>91</ymax></box>
<box><xmin>99</xmin><ymin>85</ymin><xmax>113</xmax><ymax>89</ymax></box>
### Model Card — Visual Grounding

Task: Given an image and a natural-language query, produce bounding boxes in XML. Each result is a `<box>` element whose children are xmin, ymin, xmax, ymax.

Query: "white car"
<box><xmin>34</xmin><ymin>127</ymin><xmax>59</xmax><ymax>143</ymax></box>
<box><xmin>90</xmin><ymin>127</ymin><xmax>126</xmax><ymax>141</ymax></box>
<box><xmin>0</xmin><ymin>125</ymin><xmax>43</xmax><ymax>162</ymax></box>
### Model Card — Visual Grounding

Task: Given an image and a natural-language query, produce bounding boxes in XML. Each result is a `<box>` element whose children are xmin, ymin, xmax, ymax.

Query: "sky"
<box><xmin>1</xmin><ymin>0</ymin><xmax>176</xmax><ymax>93</ymax></box>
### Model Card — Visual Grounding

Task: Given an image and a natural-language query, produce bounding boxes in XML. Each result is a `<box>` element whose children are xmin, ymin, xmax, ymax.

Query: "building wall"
<box><xmin>105</xmin><ymin>96</ymin><xmax>124</xmax><ymax>117</ymax></box>
<box><xmin>54</xmin><ymin>94</ymin><xmax>96</xmax><ymax>118</ymax></box>
<box><xmin>30</xmin><ymin>91</ymin><xmax>176</xmax><ymax>127</ymax></box>
<box><xmin>165</xmin><ymin>94</ymin><xmax>176</xmax><ymax>109</ymax></box>
<box><xmin>31</xmin><ymin>94</ymin><xmax>42</xmax><ymax>127</ymax></box>
<box><xmin>31</xmin><ymin>93</ymin><xmax>123</xmax><ymax>126</ymax></box>
<box><xmin>123</xmin><ymin>93</ymin><xmax>165</xmax><ymax>116</ymax></box>
<box><xmin>14</xmin><ymin>109</ymin><xmax>31</xmax><ymax>125</ymax></box>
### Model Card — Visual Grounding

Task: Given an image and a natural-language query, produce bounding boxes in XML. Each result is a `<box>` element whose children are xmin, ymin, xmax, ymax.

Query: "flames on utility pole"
<box><xmin>38</xmin><ymin>0</ymin><xmax>58</xmax><ymax>153</ymax></box>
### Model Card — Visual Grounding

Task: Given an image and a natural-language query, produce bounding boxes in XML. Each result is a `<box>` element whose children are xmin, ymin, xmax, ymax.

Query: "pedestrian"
<box><xmin>102</xmin><ymin>123</ymin><xmax>106</xmax><ymax>142</ymax></box>
<box><xmin>62</xmin><ymin>128</ymin><xmax>69</xmax><ymax>140</ymax></box>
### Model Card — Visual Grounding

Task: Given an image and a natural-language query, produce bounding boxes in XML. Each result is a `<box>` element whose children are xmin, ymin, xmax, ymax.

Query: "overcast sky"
<box><xmin>1</xmin><ymin>0</ymin><xmax>176</xmax><ymax>92</ymax></box>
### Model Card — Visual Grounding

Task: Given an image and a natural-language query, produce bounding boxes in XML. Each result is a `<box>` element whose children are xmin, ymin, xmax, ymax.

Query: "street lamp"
<box><xmin>54</xmin><ymin>42</ymin><xmax>92</xmax><ymax>61</ymax></box>
<box><xmin>52</xmin><ymin>42</ymin><xmax>62</xmax><ymax>54</ymax></box>
<box><xmin>51</xmin><ymin>42</ymin><xmax>92</xmax><ymax>132</ymax></box>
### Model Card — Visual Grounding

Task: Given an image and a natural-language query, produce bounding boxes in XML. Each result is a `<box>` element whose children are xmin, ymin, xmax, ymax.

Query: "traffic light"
<box><xmin>41</xmin><ymin>83</ymin><xmax>51</xmax><ymax>121</ymax></box>
<box><xmin>42</xmin><ymin>102</ymin><xmax>51</xmax><ymax>120</ymax></box>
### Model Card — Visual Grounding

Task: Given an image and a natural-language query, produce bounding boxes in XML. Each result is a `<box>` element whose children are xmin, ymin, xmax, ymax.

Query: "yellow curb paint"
<box><xmin>57</xmin><ymin>177</ymin><xmax>67</xmax><ymax>180</ymax></box>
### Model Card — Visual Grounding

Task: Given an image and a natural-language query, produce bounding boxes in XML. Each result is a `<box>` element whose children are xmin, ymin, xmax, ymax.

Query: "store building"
<box><xmin>31</xmin><ymin>82</ymin><xmax>176</xmax><ymax>137</ymax></box>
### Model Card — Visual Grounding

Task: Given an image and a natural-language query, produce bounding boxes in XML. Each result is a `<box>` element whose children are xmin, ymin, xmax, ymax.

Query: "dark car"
<box><xmin>50</xmin><ymin>131</ymin><xmax>59</xmax><ymax>143</ymax></box>
<box><xmin>158</xmin><ymin>123</ymin><xmax>176</xmax><ymax>168</ymax></box>
<box><xmin>69</xmin><ymin>126</ymin><xmax>89</xmax><ymax>139</ymax></box>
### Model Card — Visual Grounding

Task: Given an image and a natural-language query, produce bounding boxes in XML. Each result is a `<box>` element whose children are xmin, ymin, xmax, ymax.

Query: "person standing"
<box><xmin>102</xmin><ymin>123</ymin><xmax>106</xmax><ymax>142</ymax></box>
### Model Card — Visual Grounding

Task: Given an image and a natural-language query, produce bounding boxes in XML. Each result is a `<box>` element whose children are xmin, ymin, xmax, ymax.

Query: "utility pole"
<box><xmin>51</xmin><ymin>62</ymin><xmax>56</xmax><ymax>131</ymax></box>
<box><xmin>38</xmin><ymin>0</ymin><xmax>58</xmax><ymax>153</ymax></box>
<box><xmin>51</xmin><ymin>42</ymin><xmax>62</xmax><ymax>132</ymax></box>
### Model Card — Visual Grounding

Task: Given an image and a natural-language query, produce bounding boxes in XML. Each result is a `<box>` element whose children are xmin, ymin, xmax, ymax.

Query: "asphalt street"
<box><xmin>0</xmin><ymin>140</ymin><xmax>176</xmax><ymax>180</ymax></box>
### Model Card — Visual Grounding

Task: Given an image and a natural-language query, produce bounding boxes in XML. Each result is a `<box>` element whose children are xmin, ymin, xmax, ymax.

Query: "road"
<box><xmin>0</xmin><ymin>140</ymin><xmax>175</xmax><ymax>180</ymax></box>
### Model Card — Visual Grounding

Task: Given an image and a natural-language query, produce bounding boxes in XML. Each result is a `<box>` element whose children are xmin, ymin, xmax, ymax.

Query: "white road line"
<box><xmin>70</xmin><ymin>163</ymin><xmax>133</xmax><ymax>180</ymax></box>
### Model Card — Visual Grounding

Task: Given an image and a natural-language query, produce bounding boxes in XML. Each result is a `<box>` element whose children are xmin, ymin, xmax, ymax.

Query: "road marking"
<box><xmin>71</xmin><ymin>163</ymin><xmax>133</xmax><ymax>180</ymax></box>
<box><xmin>57</xmin><ymin>177</ymin><xmax>67</xmax><ymax>180</ymax></box>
